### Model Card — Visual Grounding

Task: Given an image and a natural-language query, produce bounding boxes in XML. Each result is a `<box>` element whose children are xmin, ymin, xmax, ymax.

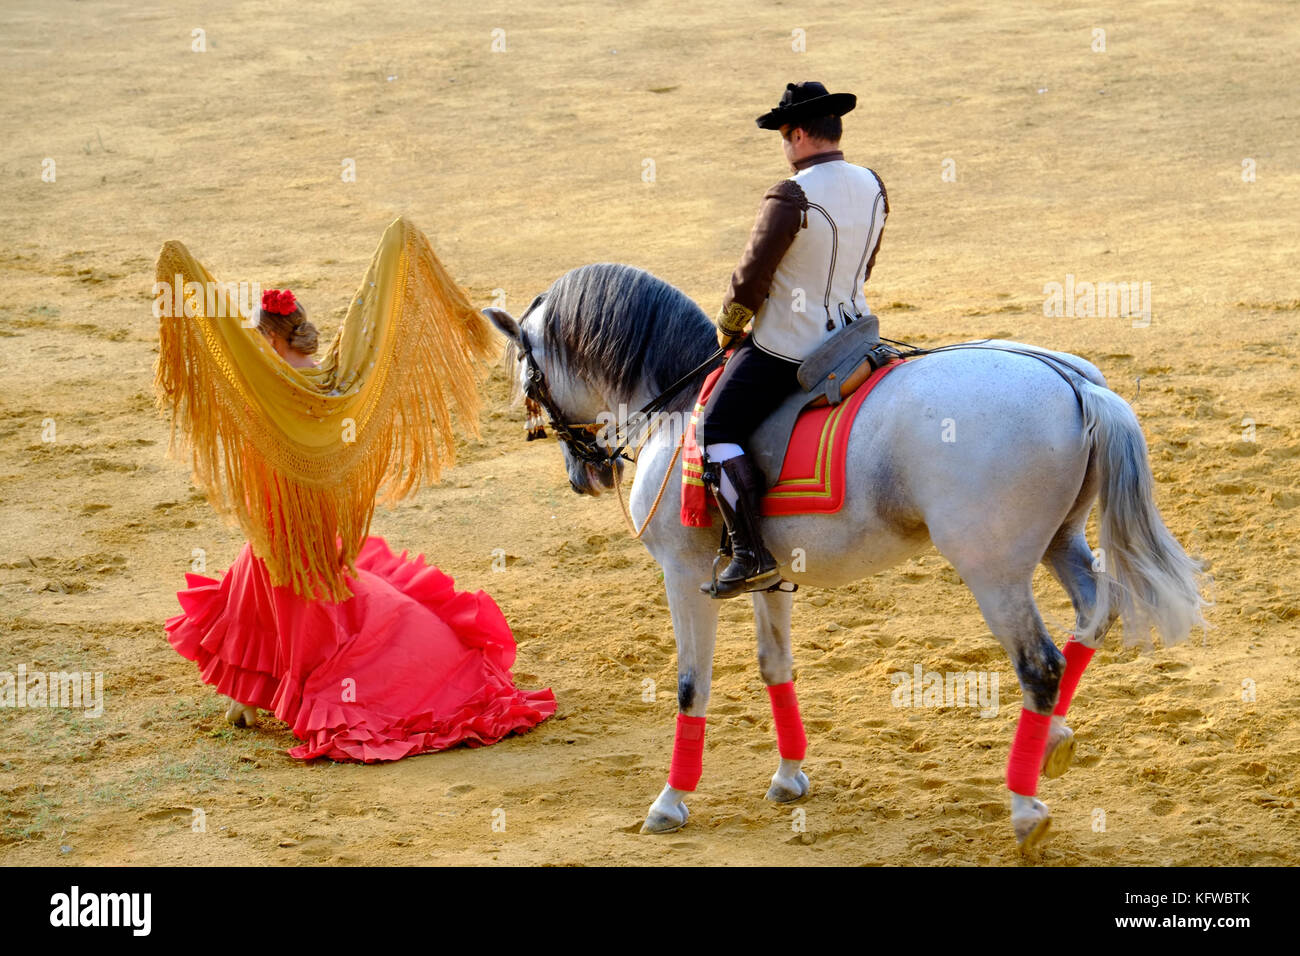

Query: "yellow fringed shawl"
<box><xmin>154</xmin><ymin>217</ymin><xmax>497</xmax><ymax>601</ymax></box>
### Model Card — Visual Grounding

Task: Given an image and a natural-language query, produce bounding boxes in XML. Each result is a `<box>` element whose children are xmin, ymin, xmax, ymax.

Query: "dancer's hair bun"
<box><xmin>257</xmin><ymin>289</ymin><xmax>317</xmax><ymax>354</ymax></box>
<box><xmin>289</xmin><ymin>318</ymin><xmax>318</xmax><ymax>355</ymax></box>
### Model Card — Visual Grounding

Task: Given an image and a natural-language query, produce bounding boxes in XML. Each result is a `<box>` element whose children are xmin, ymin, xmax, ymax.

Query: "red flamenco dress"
<box><xmin>165</xmin><ymin>537</ymin><xmax>556</xmax><ymax>762</ymax></box>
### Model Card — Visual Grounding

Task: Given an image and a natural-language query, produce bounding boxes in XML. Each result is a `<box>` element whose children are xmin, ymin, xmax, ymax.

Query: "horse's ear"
<box><xmin>483</xmin><ymin>307</ymin><xmax>521</xmax><ymax>343</ymax></box>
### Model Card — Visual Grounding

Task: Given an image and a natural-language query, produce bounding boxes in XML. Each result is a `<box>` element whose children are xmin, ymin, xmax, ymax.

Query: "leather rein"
<box><xmin>516</xmin><ymin>329</ymin><xmax>1089</xmax><ymax>537</ymax></box>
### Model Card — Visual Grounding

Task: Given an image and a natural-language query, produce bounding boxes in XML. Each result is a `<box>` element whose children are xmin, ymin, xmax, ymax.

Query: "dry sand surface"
<box><xmin>1</xmin><ymin>1</ymin><xmax>1297</xmax><ymax>866</ymax></box>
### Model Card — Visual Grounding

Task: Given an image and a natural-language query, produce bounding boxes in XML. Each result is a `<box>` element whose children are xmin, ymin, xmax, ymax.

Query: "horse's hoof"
<box><xmin>765</xmin><ymin>770</ymin><xmax>810</xmax><ymax>803</ymax></box>
<box><xmin>640</xmin><ymin>801</ymin><xmax>689</xmax><ymax>835</ymax></box>
<box><xmin>1012</xmin><ymin>798</ymin><xmax>1052</xmax><ymax>854</ymax></box>
<box><xmin>1042</xmin><ymin>725</ymin><xmax>1076</xmax><ymax>779</ymax></box>
<box><xmin>224</xmin><ymin>699</ymin><xmax>257</xmax><ymax>728</ymax></box>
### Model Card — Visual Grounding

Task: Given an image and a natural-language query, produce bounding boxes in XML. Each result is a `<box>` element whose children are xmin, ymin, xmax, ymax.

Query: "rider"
<box><xmin>700</xmin><ymin>81</ymin><xmax>889</xmax><ymax>598</ymax></box>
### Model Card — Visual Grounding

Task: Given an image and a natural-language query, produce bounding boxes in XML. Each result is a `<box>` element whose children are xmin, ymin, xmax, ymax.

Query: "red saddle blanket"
<box><xmin>682</xmin><ymin>358</ymin><xmax>904</xmax><ymax>525</ymax></box>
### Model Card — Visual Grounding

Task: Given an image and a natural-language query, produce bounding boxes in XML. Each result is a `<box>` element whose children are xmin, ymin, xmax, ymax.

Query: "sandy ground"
<box><xmin>1</xmin><ymin>0</ymin><xmax>1298</xmax><ymax>866</ymax></box>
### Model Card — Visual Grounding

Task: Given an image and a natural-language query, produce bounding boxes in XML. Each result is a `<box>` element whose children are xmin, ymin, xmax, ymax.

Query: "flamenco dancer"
<box><xmin>153</xmin><ymin>217</ymin><xmax>555</xmax><ymax>762</ymax></box>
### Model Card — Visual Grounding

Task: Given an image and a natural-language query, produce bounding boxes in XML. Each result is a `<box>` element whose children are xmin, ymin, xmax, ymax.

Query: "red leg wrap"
<box><xmin>1006</xmin><ymin>708</ymin><xmax>1052</xmax><ymax>796</ymax></box>
<box><xmin>766</xmin><ymin>682</ymin><xmax>807</xmax><ymax>761</ymax></box>
<box><xmin>667</xmin><ymin>714</ymin><xmax>707</xmax><ymax>791</ymax></box>
<box><xmin>1053</xmin><ymin>638</ymin><xmax>1095</xmax><ymax>717</ymax></box>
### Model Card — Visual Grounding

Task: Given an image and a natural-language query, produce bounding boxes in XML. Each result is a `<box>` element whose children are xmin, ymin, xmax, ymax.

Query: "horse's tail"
<box><xmin>1077</xmin><ymin>381</ymin><xmax>1209</xmax><ymax>646</ymax></box>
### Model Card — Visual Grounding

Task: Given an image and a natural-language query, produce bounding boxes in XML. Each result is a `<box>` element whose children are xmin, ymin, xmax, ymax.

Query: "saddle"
<box><xmin>796</xmin><ymin>311</ymin><xmax>893</xmax><ymax>405</ymax></box>
<box><xmin>682</xmin><ymin>313</ymin><xmax>904</xmax><ymax>524</ymax></box>
<box><xmin>751</xmin><ymin>357</ymin><xmax>903</xmax><ymax>515</ymax></box>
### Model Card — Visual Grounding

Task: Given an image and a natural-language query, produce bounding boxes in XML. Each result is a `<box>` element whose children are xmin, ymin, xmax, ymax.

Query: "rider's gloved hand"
<box><xmin>716</xmin><ymin>301</ymin><xmax>753</xmax><ymax>351</ymax></box>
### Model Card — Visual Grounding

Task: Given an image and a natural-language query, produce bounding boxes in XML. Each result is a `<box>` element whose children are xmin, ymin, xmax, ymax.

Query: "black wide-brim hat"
<box><xmin>756</xmin><ymin>81</ymin><xmax>857</xmax><ymax>130</ymax></box>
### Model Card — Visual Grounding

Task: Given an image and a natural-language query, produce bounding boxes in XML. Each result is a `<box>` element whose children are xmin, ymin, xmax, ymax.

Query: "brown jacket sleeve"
<box><xmin>717</xmin><ymin>179</ymin><xmax>807</xmax><ymax>332</ymax></box>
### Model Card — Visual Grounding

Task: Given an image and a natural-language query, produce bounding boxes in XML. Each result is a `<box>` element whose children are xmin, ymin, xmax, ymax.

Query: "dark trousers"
<box><xmin>698</xmin><ymin>338</ymin><xmax>802</xmax><ymax>448</ymax></box>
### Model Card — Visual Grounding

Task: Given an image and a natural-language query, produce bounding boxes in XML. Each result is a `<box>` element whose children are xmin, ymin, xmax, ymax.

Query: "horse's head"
<box><xmin>485</xmin><ymin>300</ymin><xmax>625</xmax><ymax>497</ymax></box>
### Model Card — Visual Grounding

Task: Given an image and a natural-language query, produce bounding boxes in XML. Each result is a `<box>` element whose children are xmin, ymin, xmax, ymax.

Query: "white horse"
<box><xmin>486</xmin><ymin>263</ymin><xmax>1205</xmax><ymax>851</ymax></box>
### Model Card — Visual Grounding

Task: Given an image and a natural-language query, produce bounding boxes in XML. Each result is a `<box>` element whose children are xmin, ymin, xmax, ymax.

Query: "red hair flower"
<box><xmin>261</xmin><ymin>288</ymin><xmax>297</xmax><ymax>315</ymax></box>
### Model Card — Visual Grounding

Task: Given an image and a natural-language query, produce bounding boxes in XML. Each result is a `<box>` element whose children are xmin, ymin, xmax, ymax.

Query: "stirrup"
<box><xmin>700</xmin><ymin>553</ymin><xmax>782</xmax><ymax>598</ymax></box>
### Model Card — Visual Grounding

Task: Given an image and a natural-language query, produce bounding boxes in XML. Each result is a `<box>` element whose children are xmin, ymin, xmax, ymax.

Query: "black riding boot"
<box><xmin>701</xmin><ymin>454</ymin><xmax>780</xmax><ymax>598</ymax></box>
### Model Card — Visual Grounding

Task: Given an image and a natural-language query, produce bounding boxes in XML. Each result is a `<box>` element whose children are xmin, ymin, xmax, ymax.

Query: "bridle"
<box><xmin>514</xmin><ymin>324</ymin><xmax>724</xmax><ymax>468</ymax></box>
<box><xmin>514</xmin><ymin>326</ymin><xmax>725</xmax><ymax>538</ymax></box>
<box><xmin>516</xmin><ymin>326</ymin><xmax>618</xmax><ymax>466</ymax></box>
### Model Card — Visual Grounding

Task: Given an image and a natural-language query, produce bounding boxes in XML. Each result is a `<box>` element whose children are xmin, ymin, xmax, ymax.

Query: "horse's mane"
<box><xmin>536</xmin><ymin>263</ymin><xmax>716</xmax><ymax>410</ymax></box>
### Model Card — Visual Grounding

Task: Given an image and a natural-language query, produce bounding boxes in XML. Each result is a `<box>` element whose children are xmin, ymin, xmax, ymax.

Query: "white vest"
<box><xmin>752</xmin><ymin>160</ymin><xmax>887</xmax><ymax>362</ymax></box>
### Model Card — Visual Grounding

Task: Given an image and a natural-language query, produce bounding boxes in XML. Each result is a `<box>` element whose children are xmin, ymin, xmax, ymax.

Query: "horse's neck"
<box><xmin>630</xmin><ymin>415</ymin><xmax>681</xmax><ymax>497</ymax></box>
<box><xmin>613</xmin><ymin>379</ymin><xmax>658</xmax><ymax>415</ymax></box>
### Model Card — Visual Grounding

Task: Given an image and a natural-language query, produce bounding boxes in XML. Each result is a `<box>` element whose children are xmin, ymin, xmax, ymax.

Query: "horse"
<box><xmin>484</xmin><ymin>262</ymin><xmax>1206</xmax><ymax>851</ymax></box>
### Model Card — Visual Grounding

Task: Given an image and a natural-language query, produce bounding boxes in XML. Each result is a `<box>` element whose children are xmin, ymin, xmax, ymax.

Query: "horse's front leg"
<box><xmin>753</xmin><ymin>588</ymin><xmax>810</xmax><ymax>803</ymax></box>
<box><xmin>641</xmin><ymin>559</ymin><xmax>721</xmax><ymax>834</ymax></box>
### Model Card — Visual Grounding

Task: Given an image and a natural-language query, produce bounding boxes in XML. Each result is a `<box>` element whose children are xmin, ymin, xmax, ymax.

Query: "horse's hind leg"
<box><xmin>753</xmin><ymin>588</ymin><xmax>810</xmax><ymax>803</ymax></box>
<box><xmin>965</xmin><ymin>575</ymin><xmax>1065</xmax><ymax>852</ymax></box>
<box><xmin>1040</xmin><ymin>530</ymin><xmax>1121</xmax><ymax>778</ymax></box>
